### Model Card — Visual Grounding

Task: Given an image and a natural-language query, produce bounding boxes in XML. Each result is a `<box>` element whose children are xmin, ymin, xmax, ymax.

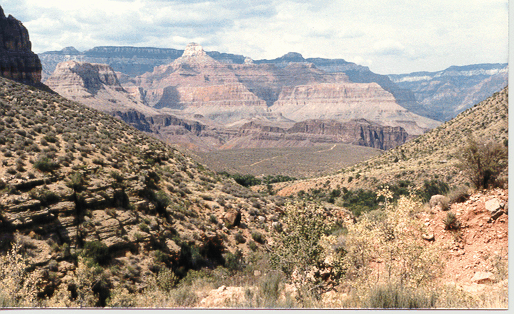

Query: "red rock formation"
<box><xmin>0</xmin><ymin>6</ymin><xmax>42</xmax><ymax>85</ymax></box>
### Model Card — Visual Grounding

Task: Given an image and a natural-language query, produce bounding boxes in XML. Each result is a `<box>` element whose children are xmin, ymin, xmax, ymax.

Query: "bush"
<box><xmin>251</xmin><ymin>231</ymin><xmax>265</xmax><ymax>244</ymax></box>
<box><xmin>156</xmin><ymin>268</ymin><xmax>177</xmax><ymax>292</ymax></box>
<box><xmin>443</xmin><ymin>212</ymin><xmax>460</xmax><ymax>230</ymax></box>
<box><xmin>139</xmin><ymin>223</ymin><xmax>150</xmax><ymax>233</ymax></box>
<box><xmin>33</xmin><ymin>156</ymin><xmax>59</xmax><ymax>172</ymax></box>
<box><xmin>459</xmin><ymin>137</ymin><xmax>508</xmax><ymax>189</ymax></box>
<box><xmin>417</xmin><ymin>180</ymin><xmax>449</xmax><ymax>203</ymax></box>
<box><xmin>258</xmin><ymin>271</ymin><xmax>284</xmax><ymax>308</ymax></box>
<box><xmin>66</xmin><ymin>172</ymin><xmax>86</xmax><ymax>192</ymax></box>
<box><xmin>234</xmin><ymin>232</ymin><xmax>246</xmax><ymax>244</ymax></box>
<box><xmin>81</xmin><ymin>241</ymin><xmax>110</xmax><ymax>265</ymax></box>
<box><xmin>270</xmin><ymin>203</ymin><xmax>333</xmax><ymax>279</ymax></box>
<box><xmin>364</xmin><ymin>283</ymin><xmax>437</xmax><ymax>309</ymax></box>
<box><xmin>224</xmin><ymin>249</ymin><xmax>243</xmax><ymax>272</ymax></box>
<box><xmin>248</xmin><ymin>241</ymin><xmax>258</xmax><ymax>252</ymax></box>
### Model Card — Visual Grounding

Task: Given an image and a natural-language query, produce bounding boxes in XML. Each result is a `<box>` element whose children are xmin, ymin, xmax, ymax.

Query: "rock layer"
<box><xmin>0</xmin><ymin>6</ymin><xmax>42</xmax><ymax>85</ymax></box>
<box><xmin>222</xmin><ymin>118</ymin><xmax>408</xmax><ymax>150</ymax></box>
<box><xmin>270</xmin><ymin>83</ymin><xmax>438</xmax><ymax>135</ymax></box>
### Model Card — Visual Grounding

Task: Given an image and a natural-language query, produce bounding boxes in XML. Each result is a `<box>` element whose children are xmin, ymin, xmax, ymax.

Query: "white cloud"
<box><xmin>0</xmin><ymin>0</ymin><xmax>508</xmax><ymax>74</ymax></box>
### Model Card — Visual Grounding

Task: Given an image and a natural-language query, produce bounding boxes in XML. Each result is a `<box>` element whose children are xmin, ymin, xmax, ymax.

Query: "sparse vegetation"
<box><xmin>0</xmin><ymin>77</ymin><xmax>508</xmax><ymax>309</ymax></box>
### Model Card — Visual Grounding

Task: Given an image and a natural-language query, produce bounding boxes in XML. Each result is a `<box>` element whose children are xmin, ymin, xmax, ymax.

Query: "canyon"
<box><xmin>44</xmin><ymin>43</ymin><xmax>440</xmax><ymax>152</ymax></box>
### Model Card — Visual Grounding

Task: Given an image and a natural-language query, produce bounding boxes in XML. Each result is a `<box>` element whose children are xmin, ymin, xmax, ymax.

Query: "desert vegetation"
<box><xmin>0</xmin><ymin>78</ymin><xmax>508</xmax><ymax>309</ymax></box>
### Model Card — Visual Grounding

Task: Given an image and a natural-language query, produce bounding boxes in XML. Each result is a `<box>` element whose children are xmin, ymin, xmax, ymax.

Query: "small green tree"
<box><xmin>269</xmin><ymin>202</ymin><xmax>337</xmax><ymax>289</ymax></box>
<box><xmin>459</xmin><ymin>136</ymin><xmax>507</xmax><ymax>189</ymax></box>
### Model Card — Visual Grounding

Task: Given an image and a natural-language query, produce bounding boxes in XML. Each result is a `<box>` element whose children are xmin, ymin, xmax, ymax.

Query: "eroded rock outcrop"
<box><xmin>222</xmin><ymin>118</ymin><xmax>408</xmax><ymax>150</ymax></box>
<box><xmin>270</xmin><ymin>83</ymin><xmax>438</xmax><ymax>135</ymax></box>
<box><xmin>0</xmin><ymin>6</ymin><xmax>42</xmax><ymax>85</ymax></box>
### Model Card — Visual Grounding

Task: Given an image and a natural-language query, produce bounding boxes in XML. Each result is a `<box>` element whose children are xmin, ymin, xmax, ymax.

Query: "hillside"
<box><xmin>1</xmin><ymin>75</ymin><xmax>331</xmax><ymax>306</ymax></box>
<box><xmin>276</xmin><ymin>86</ymin><xmax>508</xmax><ymax>196</ymax></box>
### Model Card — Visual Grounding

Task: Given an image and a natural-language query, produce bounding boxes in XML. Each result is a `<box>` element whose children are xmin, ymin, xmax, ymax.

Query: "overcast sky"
<box><xmin>1</xmin><ymin>0</ymin><xmax>508</xmax><ymax>74</ymax></box>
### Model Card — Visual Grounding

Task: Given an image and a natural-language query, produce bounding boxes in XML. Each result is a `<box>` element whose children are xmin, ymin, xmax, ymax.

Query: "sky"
<box><xmin>1</xmin><ymin>0</ymin><xmax>509</xmax><ymax>74</ymax></box>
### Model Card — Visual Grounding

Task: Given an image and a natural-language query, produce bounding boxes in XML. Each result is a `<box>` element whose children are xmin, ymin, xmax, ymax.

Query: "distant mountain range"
<box><xmin>45</xmin><ymin>44</ymin><xmax>431</xmax><ymax>151</ymax></box>
<box><xmin>389</xmin><ymin>63</ymin><xmax>508</xmax><ymax>121</ymax></box>
<box><xmin>39</xmin><ymin>46</ymin><xmax>508</xmax><ymax>123</ymax></box>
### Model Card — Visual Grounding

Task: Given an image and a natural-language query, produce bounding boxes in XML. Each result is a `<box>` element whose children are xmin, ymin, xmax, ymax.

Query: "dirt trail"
<box><xmin>247</xmin><ymin>153</ymin><xmax>294</xmax><ymax>167</ymax></box>
<box><xmin>247</xmin><ymin>144</ymin><xmax>339</xmax><ymax>168</ymax></box>
<box><xmin>315</xmin><ymin>144</ymin><xmax>338</xmax><ymax>153</ymax></box>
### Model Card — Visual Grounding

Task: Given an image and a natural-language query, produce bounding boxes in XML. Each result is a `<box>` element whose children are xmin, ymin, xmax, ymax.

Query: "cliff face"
<box><xmin>0</xmin><ymin>6</ymin><xmax>42</xmax><ymax>85</ymax></box>
<box><xmin>270</xmin><ymin>83</ymin><xmax>438</xmax><ymax>135</ymax></box>
<box><xmin>39</xmin><ymin>45</ymin><xmax>245</xmax><ymax>80</ymax></box>
<box><xmin>222</xmin><ymin>118</ymin><xmax>408</xmax><ymax>150</ymax></box>
<box><xmin>45</xmin><ymin>60</ymin><xmax>158</xmax><ymax>115</ymax></box>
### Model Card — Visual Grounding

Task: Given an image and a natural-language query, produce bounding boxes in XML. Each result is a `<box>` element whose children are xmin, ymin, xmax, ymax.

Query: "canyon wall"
<box><xmin>0</xmin><ymin>6</ymin><xmax>42</xmax><ymax>85</ymax></box>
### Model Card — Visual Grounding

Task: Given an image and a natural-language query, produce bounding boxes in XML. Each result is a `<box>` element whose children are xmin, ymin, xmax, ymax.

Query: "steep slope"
<box><xmin>276</xmin><ymin>86</ymin><xmax>508</xmax><ymax>196</ymax></box>
<box><xmin>0</xmin><ymin>6</ymin><xmax>42</xmax><ymax>87</ymax></box>
<box><xmin>133</xmin><ymin>43</ymin><xmax>439</xmax><ymax>133</ymax></box>
<box><xmin>0</xmin><ymin>76</ymin><xmax>307</xmax><ymax>305</ymax></box>
<box><xmin>389</xmin><ymin>64</ymin><xmax>508</xmax><ymax>121</ymax></box>
<box><xmin>44</xmin><ymin>60</ymin><xmax>233</xmax><ymax>151</ymax></box>
<box><xmin>45</xmin><ymin>60</ymin><xmax>157</xmax><ymax>116</ymax></box>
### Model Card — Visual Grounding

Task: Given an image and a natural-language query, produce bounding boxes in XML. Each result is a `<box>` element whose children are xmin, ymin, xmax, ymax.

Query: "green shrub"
<box><xmin>66</xmin><ymin>172</ymin><xmax>86</xmax><ymax>192</ymax></box>
<box><xmin>156</xmin><ymin>268</ymin><xmax>177</xmax><ymax>292</ymax></box>
<box><xmin>459</xmin><ymin>137</ymin><xmax>508</xmax><ymax>189</ymax></box>
<box><xmin>270</xmin><ymin>203</ymin><xmax>332</xmax><ymax>278</ymax></box>
<box><xmin>248</xmin><ymin>241</ymin><xmax>258</xmax><ymax>252</ymax></box>
<box><xmin>251</xmin><ymin>231</ymin><xmax>265</xmax><ymax>244</ymax></box>
<box><xmin>443</xmin><ymin>212</ymin><xmax>460</xmax><ymax>230</ymax></box>
<box><xmin>139</xmin><ymin>223</ymin><xmax>150</xmax><ymax>233</ymax></box>
<box><xmin>33</xmin><ymin>156</ymin><xmax>60</xmax><ymax>172</ymax></box>
<box><xmin>81</xmin><ymin>241</ymin><xmax>110</xmax><ymax>265</ymax></box>
<box><xmin>417</xmin><ymin>180</ymin><xmax>449</xmax><ymax>203</ymax></box>
<box><xmin>234</xmin><ymin>232</ymin><xmax>246</xmax><ymax>244</ymax></box>
<box><xmin>343</xmin><ymin>189</ymin><xmax>379</xmax><ymax>216</ymax></box>
<box><xmin>224</xmin><ymin>250</ymin><xmax>243</xmax><ymax>272</ymax></box>
<box><xmin>364</xmin><ymin>283</ymin><xmax>437</xmax><ymax>309</ymax></box>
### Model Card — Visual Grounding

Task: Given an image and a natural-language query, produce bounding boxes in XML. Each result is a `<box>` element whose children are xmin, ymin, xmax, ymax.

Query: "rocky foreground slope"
<box><xmin>0</xmin><ymin>76</ymin><xmax>356</xmax><ymax>306</ymax></box>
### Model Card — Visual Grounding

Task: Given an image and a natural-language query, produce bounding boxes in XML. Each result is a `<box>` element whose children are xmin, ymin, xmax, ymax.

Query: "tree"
<box><xmin>459</xmin><ymin>136</ymin><xmax>507</xmax><ymax>189</ymax></box>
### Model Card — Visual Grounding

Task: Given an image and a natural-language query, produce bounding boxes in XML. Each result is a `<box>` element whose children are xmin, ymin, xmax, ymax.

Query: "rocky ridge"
<box><xmin>0</xmin><ymin>6</ymin><xmax>42</xmax><ymax>86</ymax></box>
<box><xmin>43</xmin><ymin>44</ymin><xmax>423</xmax><ymax>151</ymax></box>
<box><xmin>126</xmin><ymin>43</ymin><xmax>439</xmax><ymax>134</ymax></box>
<box><xmin>221</xmin><ymin>118</ymin><xmax>408</xmax><ymax>150</ymax></box>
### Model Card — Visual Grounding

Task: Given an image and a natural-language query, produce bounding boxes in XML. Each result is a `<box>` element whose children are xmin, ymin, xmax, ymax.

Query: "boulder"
<box><xmin>485</xmin><ymin>198</ymin><xmax>501</xmax><ymax>213</ymax></box>
<box><xmin>471</xmin><ymin>271</ymin><xmax>496</xmax><ymax>284</ymax></box>
<box><xmin>485</xmin><ymin>198</ymin><xmax>505</xmax><ymax>221</ymax></box>
<box><xmin>223</xmin><ymin>210</ymin><xmax>241</xmax><ymax>228</ymax></box>
<box><xmin>429</xmin><ymin>195</ymin><xmax>449</xmax><ymax>211</ymax></box>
